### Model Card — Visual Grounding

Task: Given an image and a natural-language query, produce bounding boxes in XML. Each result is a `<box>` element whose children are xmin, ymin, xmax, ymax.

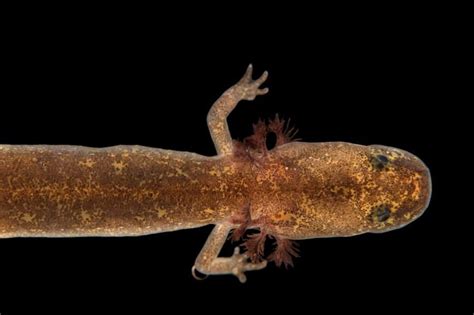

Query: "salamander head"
<box><xmin>362</xmin><ymin>144</ymin><xmax>431</xmax><ymax>233</ymax></box>
<box><xmin>236</xmin><ymin>120</ymin><xmax>431</xmax><ymax>238</ymax></box>
<box><xmin>268</xmin><ymin>142</ymin><xmax>431</xmax><ymax>238</ymax></box>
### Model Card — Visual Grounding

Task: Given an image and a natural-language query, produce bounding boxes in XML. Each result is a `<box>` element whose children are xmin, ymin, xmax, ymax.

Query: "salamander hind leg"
<box><xmin>192</xmin><ymin>223</ymin><xmax>267</xmax><ymax>283</ymax></box>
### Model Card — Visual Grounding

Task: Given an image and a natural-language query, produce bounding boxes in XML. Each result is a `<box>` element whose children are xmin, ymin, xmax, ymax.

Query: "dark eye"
<box><xmin>371</xmin><ymin>154</ymin><xmax>389</xmax><ymax>170</ymax></box>
<box><xmin>377</xmin><ymin>154</ymin><xmax>388</xmax><ymax>163</ymax></box>
<box><xmin>373</xmin><ymin>206</ymin><xmax>391</xmax><ymax>222</ymax></box>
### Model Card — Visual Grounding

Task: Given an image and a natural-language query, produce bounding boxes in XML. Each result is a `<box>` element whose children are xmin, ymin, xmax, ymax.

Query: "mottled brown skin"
<box><xmin>241</xmin><ymin>141</ymin><xmax>431</xmax><ymax>239</ymax></box>
<box><xmin>0</xmin><ymin>65</ymin><xmax>431</xmax><ymax>282</ymax></box>
<box><xmin>0</xmin><ymin>142</ymin><xmax>430</xmax><ymax>237</ymax></box>
<box><xmin>0</xmin><ymin>145</ymin><xmax>236</xmax><ymax>237</ymax></box>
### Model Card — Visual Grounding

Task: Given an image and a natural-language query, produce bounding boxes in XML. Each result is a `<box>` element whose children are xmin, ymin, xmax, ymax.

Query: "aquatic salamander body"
<box><xmin>0</xmin><ymin>65</ymin><xmax>431</xmax><ymax>282</ymax></box>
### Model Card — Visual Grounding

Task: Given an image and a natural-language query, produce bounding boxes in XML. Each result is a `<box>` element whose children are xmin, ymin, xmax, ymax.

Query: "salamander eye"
<box><xmin>371</xmin><ymin>206</ymin><xmax>391</xmax><ymax>222</ymax></box>
<box><xmin>370</xmin><ymin>154</ymin><xmax>389</xmax><ymax>170</ymax></box>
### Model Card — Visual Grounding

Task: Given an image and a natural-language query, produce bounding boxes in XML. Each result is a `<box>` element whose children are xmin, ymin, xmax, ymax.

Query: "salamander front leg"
<box><xmin>192</xmin><ymin>223</ymin><xmax>267</xmax><ymax>283</ymax></box>
<box><xmin>207</xmin><ymin>64</ymin><xmax>269</xmax><ymax>156</ymax></box>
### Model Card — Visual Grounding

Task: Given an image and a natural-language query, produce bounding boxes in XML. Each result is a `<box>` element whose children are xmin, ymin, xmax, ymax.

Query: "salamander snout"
<box><xmin>367</xmin><ymin>145</ymin><xmax>432</xmax><ymax>231</ymax></box>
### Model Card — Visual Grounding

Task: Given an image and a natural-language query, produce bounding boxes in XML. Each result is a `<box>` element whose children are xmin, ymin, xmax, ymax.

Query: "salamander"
<box><xmin>0</xmin><ymin>65</ymin><xmax>431</xmax><ymax>282</ymax></box>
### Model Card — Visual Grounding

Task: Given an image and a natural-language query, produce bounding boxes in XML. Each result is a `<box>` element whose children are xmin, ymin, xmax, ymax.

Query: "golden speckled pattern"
<box><xmin>0</xmin><ymin>145</ymin><xmax>241</xmax><ymax>237</ymax></box>
<box><xmin>0</xmin><ymin>65</ymin><xmax>432</xmax><ymax>283</ymax></box>
<box><xmin>0</xmin><ymin>141</ymin><xmax>431</xmax><ymax>239</ymax></box>
<box><xmin>243</xmin><ymin>142</ymin><xmax>431</xmax><ymax>239</ymax></box>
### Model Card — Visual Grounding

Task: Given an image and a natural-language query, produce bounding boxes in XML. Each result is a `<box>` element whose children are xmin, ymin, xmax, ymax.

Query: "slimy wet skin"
<box><xmin>0</xmin><ymin>65</ymin><xmax>431</xmax><ymax>283</ymax></box>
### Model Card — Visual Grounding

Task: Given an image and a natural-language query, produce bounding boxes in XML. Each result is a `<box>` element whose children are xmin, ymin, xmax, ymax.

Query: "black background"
<box><xmin>0</xmin><ymin>5</ymin><xmax>470</xmax><ymax>314</ymax></box>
